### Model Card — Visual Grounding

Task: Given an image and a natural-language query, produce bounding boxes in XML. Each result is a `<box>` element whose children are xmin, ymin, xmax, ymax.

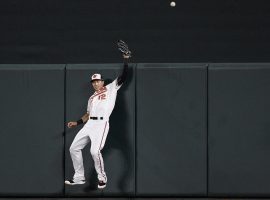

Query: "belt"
<box><xmin>90</xmin><ymin>117</ymin><xmax>103</xmax><ymax>120</ymax></box>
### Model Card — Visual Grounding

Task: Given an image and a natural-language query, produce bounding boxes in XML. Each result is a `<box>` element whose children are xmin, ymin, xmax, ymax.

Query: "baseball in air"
<box><xmin>170</xmin><ymin>1</ymin><xmax>176</xmax><ymax>7</ymax></box>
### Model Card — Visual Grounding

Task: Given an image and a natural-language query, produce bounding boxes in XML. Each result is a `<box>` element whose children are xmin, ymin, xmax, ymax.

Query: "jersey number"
<box><xmin>98</xmin><ymin>94</ymin><xmax>106</xmax><ymax>100</ymax></box>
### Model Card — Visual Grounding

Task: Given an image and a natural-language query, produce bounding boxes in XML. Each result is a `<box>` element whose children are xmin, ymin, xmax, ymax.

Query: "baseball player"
<box><xmin>65</xmin><ymin>40</ymin><xmax>131</xmax><ymax>189</ymax></box>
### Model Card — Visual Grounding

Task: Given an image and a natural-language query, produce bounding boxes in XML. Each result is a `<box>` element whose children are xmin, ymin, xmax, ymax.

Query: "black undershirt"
<box><xmin>117</xmin><ymin>58</ymin><xmax>128</xmax><ymax>86</ymax></box>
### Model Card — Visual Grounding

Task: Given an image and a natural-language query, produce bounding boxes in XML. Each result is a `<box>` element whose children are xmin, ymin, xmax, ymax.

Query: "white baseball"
<box><xmin>170</xmin><ymin>1</ymin><xmax>176</xmax><ymax>7</ymax></box>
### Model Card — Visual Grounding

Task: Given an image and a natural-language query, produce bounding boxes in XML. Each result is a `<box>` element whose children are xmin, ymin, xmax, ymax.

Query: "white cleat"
<box><xmin>98</xmin><ymin>180</ymin><xmax>106</xmax><ymax>189</ymax></box>
<box><xmin>65</xmin><ymin>179</ymin><xmax>85</xmax><ymax>185</ymax></box>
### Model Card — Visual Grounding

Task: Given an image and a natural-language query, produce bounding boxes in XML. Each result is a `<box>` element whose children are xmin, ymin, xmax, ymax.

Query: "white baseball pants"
<box><xmin>69</xmin><ymin>120</ymin><xmax>109</xmax><ymax>183</ymax></box>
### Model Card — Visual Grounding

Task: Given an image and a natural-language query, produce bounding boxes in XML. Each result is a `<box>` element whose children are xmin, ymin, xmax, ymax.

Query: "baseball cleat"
<box><xmin>65</xmin><ymin>179</ymin><xmax>85</xmax><ymax>185</ymax></box>
<box><xmin>98</xmin><ymin>180</ymin><xmax>106</xmax><ymax>189</ymax></box>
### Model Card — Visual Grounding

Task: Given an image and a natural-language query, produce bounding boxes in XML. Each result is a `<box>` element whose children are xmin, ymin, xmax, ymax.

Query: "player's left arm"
<box><xmin>117</xmin><ymin>55</ymin><xmax>129</xmax><ymax>86</ymax></box>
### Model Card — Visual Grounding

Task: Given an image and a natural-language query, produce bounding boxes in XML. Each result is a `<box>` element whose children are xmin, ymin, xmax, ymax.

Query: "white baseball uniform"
<box><xmin>69</xmin><ymin>78</ymin><xmax>122</xmax><ymax>183</ymax></box>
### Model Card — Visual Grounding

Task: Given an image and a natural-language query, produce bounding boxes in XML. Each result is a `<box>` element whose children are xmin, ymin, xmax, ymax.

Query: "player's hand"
<box><xmin>67</xmin><ymin>121</ymin><xmax>77</xmax><ymax>128</ymax></box>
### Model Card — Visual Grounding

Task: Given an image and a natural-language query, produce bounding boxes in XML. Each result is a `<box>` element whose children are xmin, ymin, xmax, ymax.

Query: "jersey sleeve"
<box><xmin>107</xmin><ymin>78</ymin><xmax>122</xmax><ymax>91</ymax></box>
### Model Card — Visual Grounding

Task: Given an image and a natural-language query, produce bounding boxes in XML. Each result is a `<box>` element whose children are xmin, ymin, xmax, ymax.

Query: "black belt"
<box><xmin>90</xmin><ymin>117</ymin><xmax>103</xmax><ymax>120</ymax></box>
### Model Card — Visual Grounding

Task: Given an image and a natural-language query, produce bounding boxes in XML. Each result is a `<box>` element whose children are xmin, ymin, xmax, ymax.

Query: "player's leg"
<box><xmin>65</xmin><ymin>126</ymin><xmax>90</xmax><ymax>185</ymax></box>
<box><xmin>89</xmin><ymin>121</ymin><xmax>109</xmax><ymax>189</ymax></box>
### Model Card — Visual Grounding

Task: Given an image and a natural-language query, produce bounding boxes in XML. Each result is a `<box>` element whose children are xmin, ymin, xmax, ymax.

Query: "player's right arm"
<box><xmin>67</xmin><ymin>113</ymin><xmax>89</xmax><ymax>128</ymax></box>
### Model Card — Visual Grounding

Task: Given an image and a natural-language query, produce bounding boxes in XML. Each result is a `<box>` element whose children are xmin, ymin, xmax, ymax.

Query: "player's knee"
<box><xmin>69</xmin><ymin>147</ymin><xmax>74</xmax><ymax>154</ymax></box>
<box><xmin>90</xmin><ymin>149</ymin><xmax>99</xmax><ymax>157</ymax></box>
<box><xmin>69</xmin><ymin>145</ymin><xmax>79</xmax><ymax>154</ymax></box>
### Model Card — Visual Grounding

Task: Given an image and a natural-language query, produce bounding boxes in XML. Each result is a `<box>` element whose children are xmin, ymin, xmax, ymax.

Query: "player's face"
<box><xmin>92</xmin><ymin>80</ymin><xmax>104</xmax><ymax>91</ymax></box>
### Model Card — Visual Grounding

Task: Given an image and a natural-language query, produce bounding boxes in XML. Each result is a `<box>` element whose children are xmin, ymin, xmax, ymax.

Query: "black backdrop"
<box><xmin>0</xmin><ymin>0</ymin><xmax>270</xmax><ymax>64</ymax></box>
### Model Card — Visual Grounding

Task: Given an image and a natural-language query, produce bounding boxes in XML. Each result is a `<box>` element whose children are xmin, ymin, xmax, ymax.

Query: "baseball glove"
<box><xmin>117</xmin><ymin>40</ymin><xmax>132</xmax><ymax>57</ymax></box>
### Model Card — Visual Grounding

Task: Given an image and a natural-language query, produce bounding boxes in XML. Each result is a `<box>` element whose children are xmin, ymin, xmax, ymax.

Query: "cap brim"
<box><xmin>91</xmin><ymin>79</ymin><xmax>104</xmax><ymax>82</ymax></box>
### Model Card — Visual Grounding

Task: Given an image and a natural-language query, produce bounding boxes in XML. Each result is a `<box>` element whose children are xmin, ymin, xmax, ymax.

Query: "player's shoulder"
<box><xmin>105</xmin><ymin>79</ymin><xmax>117</xmax><ymax>87</ymax></box>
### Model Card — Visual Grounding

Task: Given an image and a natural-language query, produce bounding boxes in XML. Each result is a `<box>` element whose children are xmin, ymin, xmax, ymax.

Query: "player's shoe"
<box><xmin>65</xmin><ymin>179</ymin><xmax>85</xmax><ymax>185</ymax></box>
<box><xmin>98</xmin><ymin>180</ymin><xmax>106</xmax><ymax>189</ymax></box>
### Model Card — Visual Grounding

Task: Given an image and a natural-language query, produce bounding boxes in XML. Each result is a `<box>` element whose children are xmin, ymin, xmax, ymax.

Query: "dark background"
<box><xmin>0</xmin><ymin>65</ymin><xmax>65</xmax><ymax>196</ymax></box>
<box><xmin>0</xmin><ymin>0</ymin><xmax>270</xmax><ymax>64</ymax></box>
<box><xmin>136</xmin><ymin>64</ymin><xmax>207</xmax><ymax>196</ymax></box>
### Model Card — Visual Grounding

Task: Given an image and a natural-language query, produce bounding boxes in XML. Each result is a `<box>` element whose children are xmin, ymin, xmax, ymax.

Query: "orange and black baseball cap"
<box><xmin>91</xmin><ymin>73</ymin><xmax>104</xmax><ymax>82</ymax></box>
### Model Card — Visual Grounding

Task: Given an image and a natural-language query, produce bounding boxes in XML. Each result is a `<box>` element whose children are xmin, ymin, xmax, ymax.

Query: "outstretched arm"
<box><xmin>117</xmin><ymin>55</ymin><xmax>129</xmax><ymax>86</ymax></box>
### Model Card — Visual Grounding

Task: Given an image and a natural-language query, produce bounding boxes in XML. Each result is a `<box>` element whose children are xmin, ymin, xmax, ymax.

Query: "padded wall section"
<box><xmin>0</xmin><ymin>65</ymin><xmax>65</xmax><ymax>196</ymax></box>
<box><xmin>65</xmin><ymin>64</ymin><xmax>135</xmax><ymax>196</ymax></box>
<box><xmin>208</xmin><ymin>64</ymin><xmax>270</xmax><ymax>196</ymax></box>
<box><xmin>136</xmin><ymin>64</ymin><xmax>207</xmax><ymax>195</ymax></box>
